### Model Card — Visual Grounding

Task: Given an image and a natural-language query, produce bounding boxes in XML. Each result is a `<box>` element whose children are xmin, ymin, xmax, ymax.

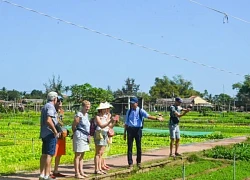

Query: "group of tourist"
<box><xmin>39</xmin><ymin>91</ymin><xmax>118</xmax><ymax>180</ymax></box>
<box><xmin>39</xmin><ymin>91</ymin><xmax>191</xmax><ymax>180</ymax></box>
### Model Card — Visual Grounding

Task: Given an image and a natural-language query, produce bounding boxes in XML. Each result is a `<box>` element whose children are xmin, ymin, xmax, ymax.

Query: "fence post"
<box><xmin>182</xmin><ymin>160</ymin><xmax>185</xmax><ymax>180</ymax></box>
<box><xmin>233</xmin><ymin>153</ymin><xmax>236</xmax><ymax>180</ymax></box>
<box><xmin>14</xmin><ymin>130</ymin><xmax>16</xmax><ymax>145</ymax></box>
<box><xmin>32</xmin><ymin>138</ymin><xmax>34</xmax><ymax>155</ymax></box>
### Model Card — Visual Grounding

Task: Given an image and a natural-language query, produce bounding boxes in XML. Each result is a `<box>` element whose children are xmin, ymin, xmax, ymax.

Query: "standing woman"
<box><xmin>94</xmin><ymin>103</ymin><xmax>117</xmax><ymax>175</ymax></box>
<box><xmin>72</xmin><ymin>100</ymin><xmax>91</xmax><ymax>179</ymax></box>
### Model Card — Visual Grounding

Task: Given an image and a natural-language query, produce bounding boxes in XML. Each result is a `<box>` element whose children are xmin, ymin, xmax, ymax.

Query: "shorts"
<box><xmin>169</xmin><ymin>124</ymin><xmax>180</xmax><ymax>139</ymax></box>
<box><xmin>94</xmin><ymin>131</ymin><xmax>108</xmax><ymax>146</ymax></box>
<box><xmin>42</xmin><ymin>133</ymin><xmax>57</xmax><ymax>156</ymax></box>
<box><xmin>54</xmin><ymin>138</ymin><xmax>66</xmax><ymax>156</ymax></box>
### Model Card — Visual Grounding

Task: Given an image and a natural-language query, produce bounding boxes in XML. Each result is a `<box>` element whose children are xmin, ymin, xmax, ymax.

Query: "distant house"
<box><xmin>111</xmin><ymin>95</ymin><xmax>143</xmax><ymax>115</ymax></box>
<box><xmin>156</xmin><ymin>96</ymin><xmax>212</xmax><ymax>110</ymax></box>
<box><xmin>22</xmin><ymin>99</ymin><xmax>44</xmax><ymax>104</ymax></box>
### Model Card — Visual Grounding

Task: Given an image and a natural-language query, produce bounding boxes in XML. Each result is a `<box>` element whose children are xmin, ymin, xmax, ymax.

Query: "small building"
<box><xmin>156</xmin><ymin>96</ymin><xmax>212</xmax><ymax>111</ymax></box>
<box><xmin>111</xmin><ymin>96</ymin><xmax>143</xmax><ymax>115</ymax></box>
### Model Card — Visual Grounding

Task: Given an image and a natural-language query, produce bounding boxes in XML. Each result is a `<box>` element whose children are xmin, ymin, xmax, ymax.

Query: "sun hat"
<box><xmin>130</xmin><ymin>97</ymin><xmax>138</xmax><ymax>104</ymax></box>
<box><xmin>175</xmin><ymin>97</ymin><xmax>183</xmax><ymax>103</ymax></box>
<box><xmin>104</xmin><ymin>101</ymin><xmax>113</xmax><ymax>108</ymax></box>
<box><xmin>96</xmin><ymin>102</ymin><xmax>110</xmax><ymax>110</ymax></box>
<box><xmin>47</xmin><ymin>91</ymin><xmax>58</xmax><ymax>101</ymax></box>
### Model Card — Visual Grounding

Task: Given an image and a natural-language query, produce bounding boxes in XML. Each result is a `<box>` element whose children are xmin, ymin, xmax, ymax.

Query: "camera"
<box><xmin>57</xmin><ymin>96</ymin><xmax>63</xmax><ymax>102</ymax></box>
<box><xmin>187</xmin><ymin>104</ymin><xmax>193</xmax><ymax>109</ymax></box>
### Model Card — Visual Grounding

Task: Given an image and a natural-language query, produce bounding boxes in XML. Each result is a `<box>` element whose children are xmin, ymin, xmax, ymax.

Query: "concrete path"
<box><xmin>1</xmin><ymin>136</ymin><xmax>247</xmax><ymax>180</ymax></box>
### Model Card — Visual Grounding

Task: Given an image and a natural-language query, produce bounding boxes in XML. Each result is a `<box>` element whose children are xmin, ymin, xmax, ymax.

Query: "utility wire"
<box><xmin>1</xmin><ymin>0</ymin><xmax>243</xmax><ymax>77</ymax></box>
<box><xmin>189</xmin><ymin>0</ymin><xmax>250</xmax><ymax>24</ymax></box>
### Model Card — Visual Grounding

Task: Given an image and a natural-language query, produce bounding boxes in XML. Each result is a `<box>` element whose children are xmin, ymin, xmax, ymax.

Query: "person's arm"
<box><xmin>47</xmin><ymin>106</ymin><xmax>59</xmax><ymax>137</ymax></box>
<box><xmin>95</xmin><ymin>115</ymin><xmax>114</xmax><ymax>129</ymax></box>
<box><xmin>72</xmin><ymin>116</ymin><xmax>80</xmax><ymax>133</ymax></box>
<box><xmin>141</xmin><ymin>109</ymin><xmax>163</xmax><ymax>121</ymax></box>
<box><xmin>46</xmin><ymin>116</ymin><xmax>59</xmax><ymax>137</ymax></box>
<box><xmin>123</xmin><ymin>110</ymin><xmax>129</xmax><ymax>140</ymax></box>
<box><xmin>147</xmin><ymin>115</ymin><xmax>163</xmax><ymax>121</ymax></box>
<box><xmin>174</xmin><ymin>107</ymin><xmax>190</xmax><ymax>118</ymax></box>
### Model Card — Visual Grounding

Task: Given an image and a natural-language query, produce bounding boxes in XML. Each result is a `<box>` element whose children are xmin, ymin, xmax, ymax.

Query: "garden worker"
<box><xmin>72</xmin><ymin>100</ymin><xmax>91</xmax><ymax>179</ymax></box>
<box><xmin>39</xmin><ymin>91</ymin><xmax>60</xmax><ymax>180</ymax></box>
<box><xmin>124</xmin><ymin>97</ymin><xmax>163</xmax><ymax>169</ymax></box>
<box><xmin>94</xmin><ymin>102</ymin><xmax>118</xmax><ymax>175</ymax></box>
<box><xmin>169</xmin><ymin>97</ymin><xmax>191</xmax><ymax>157</ymax></box>
<box><xmin>52</xmin><ymin>96</ymin><xmax>67</xmax><ymax>178</ymax></box>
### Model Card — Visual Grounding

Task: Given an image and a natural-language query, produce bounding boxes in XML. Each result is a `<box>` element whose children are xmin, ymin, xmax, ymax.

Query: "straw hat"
<box><xmin>96</xmin><ymin>102</ymin><xmax>110</xmax><ymax>110</ymax></box>
<box><xmin>104</xmin><ymin>101</ymin><xmax>113</xmax><ymax>108</ymax></box>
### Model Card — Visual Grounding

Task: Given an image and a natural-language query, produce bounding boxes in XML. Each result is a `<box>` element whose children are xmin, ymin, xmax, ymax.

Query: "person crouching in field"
<box><xmin>169</xmin><ymin>97</ymin><xmax>191</xmax><ymax>157</ymax></box>
<box><xmin>39</xmin><ymin>92</ymin><xmax>60</xmax><ymax>180</ymax></box>
<box><xmin>72</xmin><ymin>100</ymin><xmax>91</xmax><ymax>179</ymax></box>
<box><xmin>52</xmin><ymin>96</ymin><xmax>67</xmax><ymax>178</ymax></box>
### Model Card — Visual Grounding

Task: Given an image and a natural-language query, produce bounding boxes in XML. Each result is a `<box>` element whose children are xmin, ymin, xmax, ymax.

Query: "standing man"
<box><xmin>39</xmin><ymin>91</ymin><xmax>60</xmax><ymax>180</ymax></box>
<box><xmin>169</xmin><ymin>97</ymin><xmax>191</xmax><ymax>157</ymax></box>
<box><xmin>124</xmin><ymin>97</ymin><xmax>163</xmax><ymax>169</ymax></box>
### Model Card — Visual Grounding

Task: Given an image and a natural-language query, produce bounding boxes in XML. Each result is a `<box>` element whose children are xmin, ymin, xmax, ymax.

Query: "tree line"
<box><xmin>1</xmin><ymin>74</ymin><xmax>250</xmax><ymax>109</ymax></box>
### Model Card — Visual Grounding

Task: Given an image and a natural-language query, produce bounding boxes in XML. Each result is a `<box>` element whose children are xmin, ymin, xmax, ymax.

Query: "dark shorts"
<box><xmin>42</xmin><ymin>133</ymin><xmax>57</xmax><ymax>155</ymax></box>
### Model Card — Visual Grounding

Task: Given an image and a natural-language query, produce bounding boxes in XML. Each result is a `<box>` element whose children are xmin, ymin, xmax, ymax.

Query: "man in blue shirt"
<box><xmin>39</xmin><ymin>91</ymin><xmax>60</xmax><ymax>180</ymax></box>
<box><xmin>124</xmin><ymin>97</ymin><xmax>163</xmax><ymax>168</ymax></box>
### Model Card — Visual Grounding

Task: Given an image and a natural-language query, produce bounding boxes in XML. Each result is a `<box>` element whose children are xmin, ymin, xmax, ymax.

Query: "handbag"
<box><xmin>95</xmin><ymin>130</ymin><xmax>103</xmax><ymax>140</ymax></box>
<box><xmin>108</xmin><ymin>128</ymin><xmax>115</xmax><ymax>137</ymax></box>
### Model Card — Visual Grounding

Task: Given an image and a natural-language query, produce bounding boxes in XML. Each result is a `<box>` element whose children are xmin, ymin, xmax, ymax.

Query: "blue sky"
<box><xmin>0</xmin><ymin>0</ymin><xmax>249</xmax><ymax>97</ymax></box>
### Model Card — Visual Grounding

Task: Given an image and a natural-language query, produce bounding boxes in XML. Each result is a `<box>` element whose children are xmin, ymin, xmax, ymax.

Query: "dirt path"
<box><xmin>1</xmin><ymin>136</ymin><xmax>247</xmax><ymax>180</ymax></box>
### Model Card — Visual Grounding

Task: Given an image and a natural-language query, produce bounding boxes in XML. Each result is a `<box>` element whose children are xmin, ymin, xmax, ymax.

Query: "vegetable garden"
<box><xmin>0</xmin><ymin>111</ymin><xmax>249</xmax><ymax>179</ymax></box>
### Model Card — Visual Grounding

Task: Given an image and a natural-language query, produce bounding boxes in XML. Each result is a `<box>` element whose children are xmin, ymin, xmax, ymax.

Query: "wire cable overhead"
<box><xmin>1</xmin><ymin>0</ymin><xmax>243</xmax><ymax>77</ymax></box>
<box><xmin>189</xmin><ymin>0</ymin><xmax>250</xmax><ymax>24</ymax></box>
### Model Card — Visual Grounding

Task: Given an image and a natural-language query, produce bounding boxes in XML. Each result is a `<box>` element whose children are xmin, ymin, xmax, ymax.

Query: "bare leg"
<box><xmin>170</xmin><ymin>138</ymin><xmax>175</xmax><ymax>155</ymax></box>
<box><xmin>53</xmin><ymin>155</ymin><xmax>61</xmax><ymax>173</ymax></box>
<box><xmin>45</xmin><ymin>154</ymin><xmax>53</xmax><ymax>177</ymax></box>
<box><xmin>74</xmin><ymin>152</ymin><xmax>82</xmax><ymax>176</ymax></box>
<box><xmin>40</xmin><ymin>154</ymin><xmax>46</xmax><ymax>176</ymax></box>
<box><xmin>175</xmin><ymin>139</ymin><xmax>180</xmax><ymax>154</ymax></box>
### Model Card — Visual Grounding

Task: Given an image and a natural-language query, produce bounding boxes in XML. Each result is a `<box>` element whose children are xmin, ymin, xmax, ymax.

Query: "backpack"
<box><xmin>89</xmin><ymin>118</ymin><xmax>97</xmax><ymax>136</ymax></box>
<box><xmin>128</xmin><ymin>108</ymin><xmax>144</xmax><ymax>129</ymax></box>
<box><xmin>169</xmin><ymin>105</ymin><xmax>179</xmax><ymax>124</ymax></box>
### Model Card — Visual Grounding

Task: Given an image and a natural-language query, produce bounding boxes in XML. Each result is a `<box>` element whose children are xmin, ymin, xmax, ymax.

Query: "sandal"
<box><xmin>169</xmin><ymin>153</ymin><xmax>175</xmax><ymax>157</ymax></box>
<box><xmin>94</xmin><ymin>170</ymin><xmax>104</xmax><ymax>175</ymax></box>
<box><xmin>102</xmin><ymin>166</ymin><xmax>110</xmax><ymax>170</ymax></box>
<box><xmin>75</xmin><ymin>174</ymin><xmax>85</xmax><ymax>179</ymax></box>
<box><xmin>80</xmin><ymin>173</ymin><xmax>89</xmax><ymax>177</ymax></box>
<box><xmin>175</xmin><ymin>152</ymin><xmax>182</xmax><ymax>156</ymax></box>
<box><xmin>100</xmin><ymin>170</ymin><xmax>108</xmax><ymax>174</ymax></box>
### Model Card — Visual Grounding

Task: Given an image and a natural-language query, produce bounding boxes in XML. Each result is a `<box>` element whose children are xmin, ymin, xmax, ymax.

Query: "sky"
<box><xmin>0</xmin><ymin>0</ymin><xmax>249</xmax><ymax>97</ymax></box>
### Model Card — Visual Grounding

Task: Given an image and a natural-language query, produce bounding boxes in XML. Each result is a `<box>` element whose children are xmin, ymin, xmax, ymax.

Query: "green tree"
<box><xmin>70</xmin><ymin>83</ymin><xmax>114</xmax><ymax>115</ymax></box>
<box><xmin>149</xmin><ymin>75</ymin><xmax>200</xmax><ymax>100</ymax></box>
<box><xmin>0</xmin><ymin>87</ymin><xmax>8</xmax><ymax>100</ymax></box>
<box><xmin>7</xmin><ymin>89</ymin><xmax>21</xmax><ymax>101</ymax></box>
<box><xmin>43</xmin><ymin>75</ymin><xmax>64</xmax><ymax>95</ymax></box>
<box><xmin>30</xmin><ymin>90</ymin><xmax>45</xmax><ymax>99</ymax></box>
<box><xmin>232</xmin><ymin>75</ymin><xmax>250</xmax><ymax>105</ymax></box>
<box><xmin>113</xmin><ymin>78</ymin><xmax>140</xmax><ymax>97</ymax></box>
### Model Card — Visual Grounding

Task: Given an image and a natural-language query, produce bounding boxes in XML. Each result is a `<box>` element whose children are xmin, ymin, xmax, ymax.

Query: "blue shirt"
<box><xmin>40</xmin><ymin>102</ymin><xmax>58</xmax><ymax>138</ymax></box>
<box><xmin>125</xmin><ymin>107</ymin><xmax>149</xmax><ymax>127</ymax></box>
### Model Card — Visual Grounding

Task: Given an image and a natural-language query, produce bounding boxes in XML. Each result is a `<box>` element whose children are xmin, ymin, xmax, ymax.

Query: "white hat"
<box><xmin>104</xmin><ymin>101</ymin><xmax>113</xmax><ymax>108</ymax></box>
<box><xmin>96</xmin><ymin>102</ymin><xmax>110</xmax><ymax>110</ymax></box>
<box><xmin>47</xmin><ymin>91</ymin><xmax>58</xmax><ymax>101</ymax></box>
